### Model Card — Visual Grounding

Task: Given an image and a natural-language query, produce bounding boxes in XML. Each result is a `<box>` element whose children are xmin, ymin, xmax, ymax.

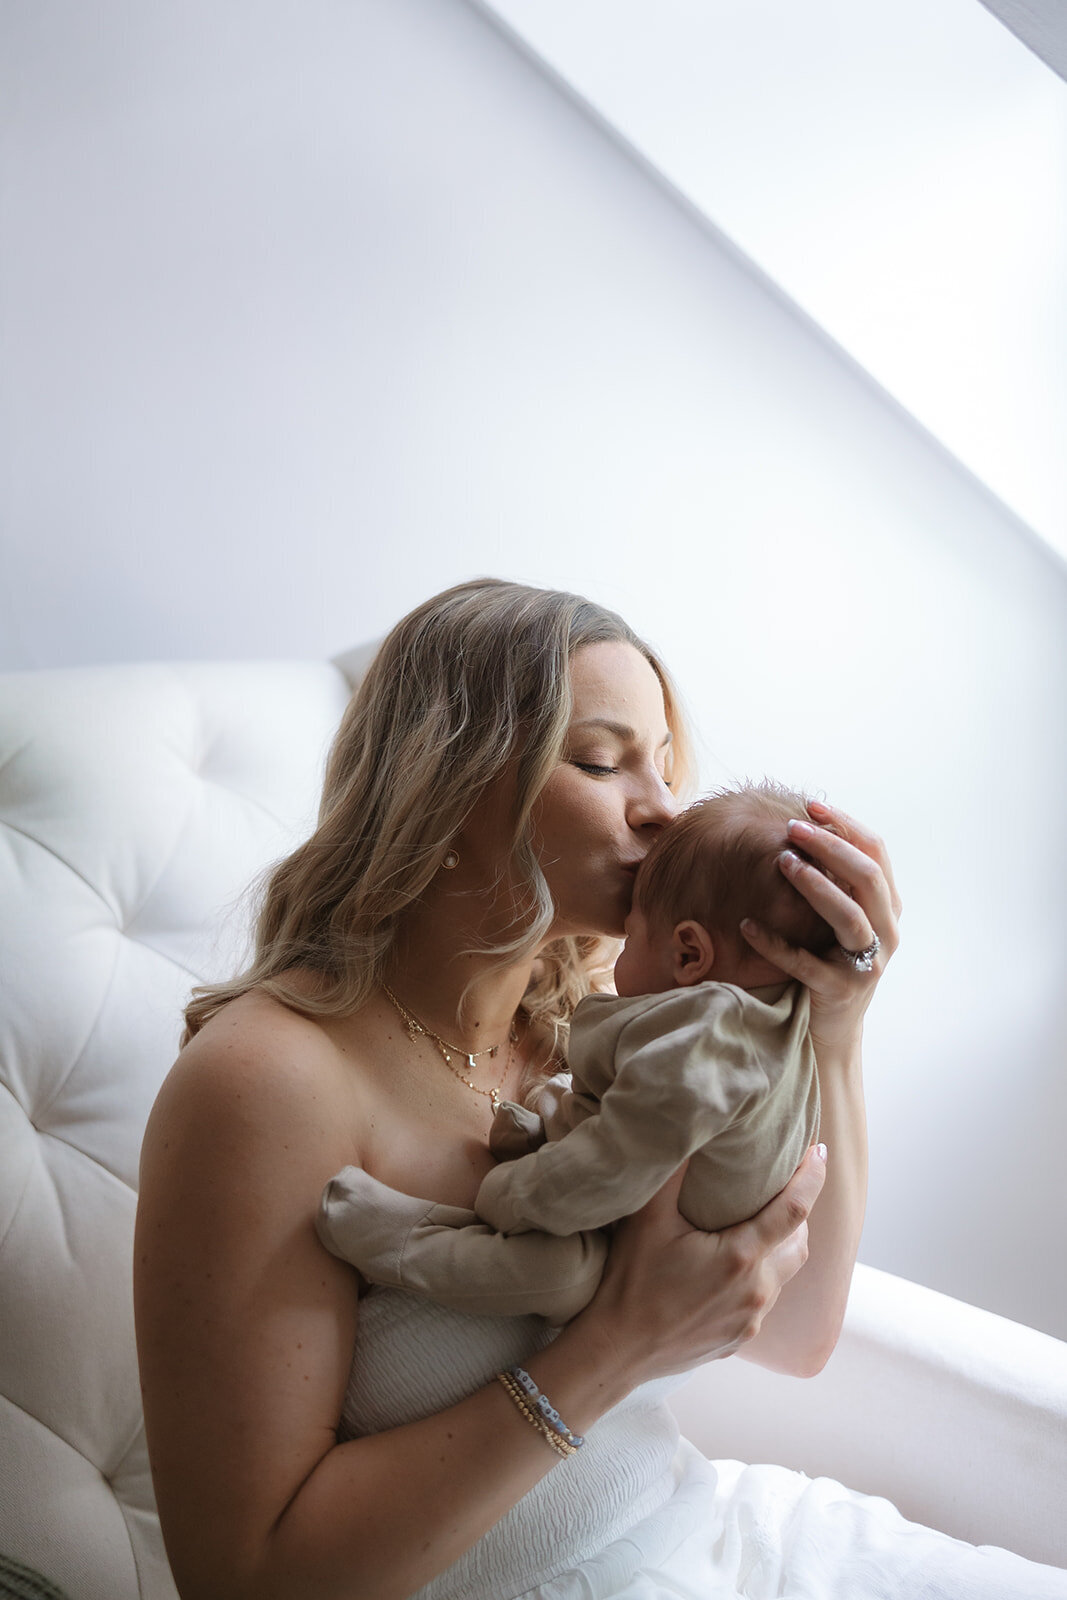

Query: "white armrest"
<box><xmin>668</xmin><ymin>1262</ymin><xmax>1067</xmax><ymax>1569</ymax></box>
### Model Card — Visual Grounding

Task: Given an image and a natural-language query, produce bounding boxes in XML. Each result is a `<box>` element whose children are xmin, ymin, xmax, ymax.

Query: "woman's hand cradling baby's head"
<box><xmin>741</xmin><ymin>799</ymin><xmax>901</xmax><ymax>1054</ymax></box>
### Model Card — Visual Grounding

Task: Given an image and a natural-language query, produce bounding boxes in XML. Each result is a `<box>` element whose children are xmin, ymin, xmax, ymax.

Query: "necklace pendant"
<box><xmin>381</xmin><ymin>984</ymin><xmax>513</xmax><ymax>1120</ymax></box>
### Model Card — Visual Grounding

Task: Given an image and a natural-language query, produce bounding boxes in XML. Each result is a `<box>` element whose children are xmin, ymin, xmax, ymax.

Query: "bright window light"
<box><xmin>479</xmin><ymin>0</ymin><xmax>1067</xmax><ymax>562</ymax></box>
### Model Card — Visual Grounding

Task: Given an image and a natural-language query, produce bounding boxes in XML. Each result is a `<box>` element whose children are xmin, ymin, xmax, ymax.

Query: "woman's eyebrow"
<box><xmin>571</xmin><ymin>718</ymin><xmax>673</xmax><ymax>748</ymax></box>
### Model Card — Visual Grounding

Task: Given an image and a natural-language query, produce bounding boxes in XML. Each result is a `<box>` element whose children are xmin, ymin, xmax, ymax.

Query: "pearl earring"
<box><xmin>442</xmin><ymin>849</ymin><xmax>460</xmax><ymax>870</ymax></box>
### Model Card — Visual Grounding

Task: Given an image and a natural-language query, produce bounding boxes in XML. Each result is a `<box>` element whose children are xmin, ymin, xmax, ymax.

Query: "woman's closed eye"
<box><xmin>572</xmin><ymin>760</ymin><xmax>673</xmax><ymax>788</ymax></box>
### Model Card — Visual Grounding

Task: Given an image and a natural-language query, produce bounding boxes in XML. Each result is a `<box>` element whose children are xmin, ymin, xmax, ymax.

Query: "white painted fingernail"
<box><xmin>815</xmin><ymin>1143</ymin><xmax>828</xmax><ymax>1162</ymax></box>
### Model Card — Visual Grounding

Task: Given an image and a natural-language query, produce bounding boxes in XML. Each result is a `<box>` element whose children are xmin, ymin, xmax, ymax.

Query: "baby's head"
<box><xmin>613</xmin><ymin>781</ymin><xmax>840</xmax><ymax>998</ymax></box>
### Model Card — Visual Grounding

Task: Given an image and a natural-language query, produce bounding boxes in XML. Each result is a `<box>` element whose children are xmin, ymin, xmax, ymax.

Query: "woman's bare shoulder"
<box><xmin>143</xmin><ymin>986</ymin><xmax>365</xmax><ymax>1181</ymax></box>
<box><xmin>183</xmin><ymin>982</ymin><xmax>340</xmax><ymax>1069</ymax></box>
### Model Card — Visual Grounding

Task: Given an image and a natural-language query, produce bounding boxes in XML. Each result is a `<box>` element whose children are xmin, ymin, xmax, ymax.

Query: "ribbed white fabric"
<box><xmin>340</xmin><ymin>1290</ymin><xmax>1067</xmax><ymax>1600</ymax></box>
<box><xmin>341</xmin><ymin>1289</ymin><xmax>685</xmax><ymax>1599</ymax></box>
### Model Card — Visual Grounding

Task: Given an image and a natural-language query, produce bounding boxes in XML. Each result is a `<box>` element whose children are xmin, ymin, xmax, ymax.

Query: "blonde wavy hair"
<box><xmin>182</xmin><ymin>579</ymin><xmax>693</xmax><ymax>1083</ymax></box>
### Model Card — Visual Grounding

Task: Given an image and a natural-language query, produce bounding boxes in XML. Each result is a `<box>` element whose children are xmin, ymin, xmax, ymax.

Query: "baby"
<box><xmin>318</xmin><ymin>782</ymin><xmax>837</xmax><ymax>1324</ymax></box>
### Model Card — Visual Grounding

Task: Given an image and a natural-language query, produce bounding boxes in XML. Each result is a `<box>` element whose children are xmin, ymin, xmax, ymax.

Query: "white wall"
<box><xmin>2</xmin><ymin>0</ymin><xmax>1065</xmax><ymax>1339</ymax></box>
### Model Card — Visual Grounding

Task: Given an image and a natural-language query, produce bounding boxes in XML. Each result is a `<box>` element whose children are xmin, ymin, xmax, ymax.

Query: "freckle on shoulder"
<box><xmin>163</xmin><ymin>995</ymin><xmax>343</xmax><ymax>1131</ymax></box>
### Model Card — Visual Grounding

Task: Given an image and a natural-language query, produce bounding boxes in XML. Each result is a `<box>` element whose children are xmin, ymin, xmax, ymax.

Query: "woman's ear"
<box><xmin>670</xmin><ymin>920</ymin><xmax>715</xmax><ymax>986</ymax></box>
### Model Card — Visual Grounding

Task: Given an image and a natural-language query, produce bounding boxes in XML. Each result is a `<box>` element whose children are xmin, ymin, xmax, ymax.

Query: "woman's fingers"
<box><xmin>631</xmin><ymin>1149</ymin><xmax>823</xmax><ymax>1264</ymax></box>
<box><xmin>779</xmin><ymin>848</ymin><xmax>882</xmax><ymax>958</ymax></box>
<box><xmin>774</xmin><ymin>817</ymin><xmax>899</xmax><ymax>962</ymax></box>
<box><xmin>739</xmin><ymin>916</ymin><xmax>833</xmax><ymax>988</ymax></box>
<box><xmin>734</xmin><ymin>1144</ymin><xmax>826</xmax><ymax>1265</ymax></box>
<box><xmin>593</xmin><ymin>1152</ymin><xmax>827</xmax><ymax>1373</ymax></box>
<box><xmin>807</xmin><ymin>799</ymin><xmax>903</xmax><ymax>919</ymax></box>
<box><xmin>739</xmin><ymin>803</ymin><xmax>901</xmax><ymax>1048</ymax></box>
<box><xmin>784</xmin><ymin>818</ymin><xmax>891</xmax><ymax>920</ymax></box>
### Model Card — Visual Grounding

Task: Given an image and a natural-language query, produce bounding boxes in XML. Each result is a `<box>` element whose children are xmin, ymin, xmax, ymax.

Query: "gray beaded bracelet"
<box><xmin>508</xmin><ymin>1365</ymin><xmax>585</xmax><ymax>1450</ymax></box>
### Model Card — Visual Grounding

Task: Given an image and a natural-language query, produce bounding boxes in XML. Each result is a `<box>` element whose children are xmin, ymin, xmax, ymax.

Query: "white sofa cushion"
<box><xmin>671</xmin><ymin>1259</ymin><xmax>1067</xmax><ymax>1569</ymax></box>
<box><xmin>0</xmin><ymin>661</ymin><xmax>352</xmax><ymax>1598</ymax></box>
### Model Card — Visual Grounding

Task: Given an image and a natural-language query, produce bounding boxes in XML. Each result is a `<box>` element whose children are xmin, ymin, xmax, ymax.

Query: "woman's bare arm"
<box><xmin>136</xmin><ymin>1016</ymin><xmax>584</xmax><ymax>1600</ymax></box>
<box><xmin>135</xmin><ymin>1011</ymin><xmax>824</xmax><ymax>1600</ymax></box>
<box><xmin>736</xmin><ymin>801</ymin><xmax>900</xmax><ymax>1375</ymax></box>
<box><xmin>738</xmin><ymin>1069</ymin><xmax>865</xmax><ymax>1377</ymax></box>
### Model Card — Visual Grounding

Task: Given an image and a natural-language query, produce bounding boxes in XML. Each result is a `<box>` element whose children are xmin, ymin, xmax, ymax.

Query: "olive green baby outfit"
<box><xmin>318</xmin><ymin>980</ymin><xmax>820</xmax><ymax>1324</ymax></box>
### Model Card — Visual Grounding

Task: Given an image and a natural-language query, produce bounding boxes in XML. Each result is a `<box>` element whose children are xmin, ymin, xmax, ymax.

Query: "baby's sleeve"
<box><xmin>476</xmin><ymin>987</ymin><xmax>766</xmax><ymax>1236</ymax></box>
<box><xmin>539</xmin><ymin>1072</ymin><xmax>599</xmax><ymax>1141</ymax></box>
<box><xmin>488</xmin><ymin>1099</ymin><xmax>548</xmax><ymax>1161</ymax></box>
<box><xmin>317</xmin><ymin>1165</ymin><xmax>607</xmax><ymax>1324</ymax></box>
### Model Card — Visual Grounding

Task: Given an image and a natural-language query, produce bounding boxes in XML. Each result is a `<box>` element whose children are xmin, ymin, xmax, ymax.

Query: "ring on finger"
<box><xmin>839</xmin><ymin>933</ymin><xmax>881</xmax><ymax>973</ymax></box>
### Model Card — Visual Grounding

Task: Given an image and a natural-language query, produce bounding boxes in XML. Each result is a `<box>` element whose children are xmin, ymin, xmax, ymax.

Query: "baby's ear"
<box><xmin>671</xmin><ymin>921</ymin><xmax>715</xmax><ymax>986</ymax></box>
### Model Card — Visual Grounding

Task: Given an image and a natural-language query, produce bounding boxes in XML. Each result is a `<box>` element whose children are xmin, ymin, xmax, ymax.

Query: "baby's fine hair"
<box><xmin>634</xmin><ymin>781</ymin><xmax>840</xmax><ymax>958</ymax></box>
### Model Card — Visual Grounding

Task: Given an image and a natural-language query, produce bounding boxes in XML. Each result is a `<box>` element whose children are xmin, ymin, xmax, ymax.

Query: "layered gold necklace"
<box><xmin>381</xmin><ymin>984</ymin><xmax>517</xmax><ymax>1113</ymax></box>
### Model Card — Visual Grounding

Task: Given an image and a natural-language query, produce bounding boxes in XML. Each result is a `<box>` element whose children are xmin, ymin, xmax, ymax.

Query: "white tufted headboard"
<box><xmin>0</xmin><ymin>660</ymin><xmax>355</xmax><ymax>1600</ymax></box>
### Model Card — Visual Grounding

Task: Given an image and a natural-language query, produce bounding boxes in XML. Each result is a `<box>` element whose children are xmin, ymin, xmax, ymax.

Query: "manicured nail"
<box><xmin>780</xmin><ymin>849</ymin><xmax>801</xmax><ymax>871</ymax></box>
<box><xmin>787</xmin><ymin>818</ymin><xmax>814</xmax><ymax>840</ymax></box>
<box><xmin>808</xmin><ymin>800</ymin><xmax>832</xmax><ymax>817</ymax></box>
<box><xmin>815</xmin><ymin>1143</ymin><xmax>828</xmax><ymax>1162</ymax></box>
<box><xmin>740</xmin><ymin>918</ymin><xmax>759</xmax><ymax>936</ymax></box>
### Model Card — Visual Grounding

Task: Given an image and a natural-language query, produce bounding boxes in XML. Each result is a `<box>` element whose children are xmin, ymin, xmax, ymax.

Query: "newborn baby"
<box><xmin>318</xmin><ymin>782</ymin><xmax>837</xmax><ymax>1323</ymax></box>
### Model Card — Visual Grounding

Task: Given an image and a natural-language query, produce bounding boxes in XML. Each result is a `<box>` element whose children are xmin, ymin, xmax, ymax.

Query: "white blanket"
<box><xmin>525</xmin><ymin>1442</ymin><xmax>1067</xmax><ymax>1600</ymax></box>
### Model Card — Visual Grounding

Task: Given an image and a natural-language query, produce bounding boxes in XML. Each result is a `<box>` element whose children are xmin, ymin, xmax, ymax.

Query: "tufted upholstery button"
<box><xmin>0</xmin><ymin>658</ymin><xmax>359</xmax><ymax>1598</ymax></box>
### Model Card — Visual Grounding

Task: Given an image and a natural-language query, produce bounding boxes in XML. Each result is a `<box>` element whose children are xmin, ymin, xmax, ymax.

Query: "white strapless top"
<box><xmin>340</xmin><ymin>1287</ymin><xmax>696</xmax><ymax>1600</ymax></box>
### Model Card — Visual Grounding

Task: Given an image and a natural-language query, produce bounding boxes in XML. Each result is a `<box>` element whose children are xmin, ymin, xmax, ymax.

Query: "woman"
<box><xmin>134</xmin><ymin>580</ymin><xmax>1063</xmax><ymax>1600</ymax></box>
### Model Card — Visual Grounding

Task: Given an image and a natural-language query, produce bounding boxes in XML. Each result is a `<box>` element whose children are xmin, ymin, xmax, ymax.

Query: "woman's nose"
<box><xmin>631</xmin><ymin>772</ymin><xmax>678</xmax><ymax>831</ymax></box>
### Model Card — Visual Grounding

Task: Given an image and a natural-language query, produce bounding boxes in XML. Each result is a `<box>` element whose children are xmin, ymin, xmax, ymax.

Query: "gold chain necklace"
<box><xmin>381</xmin><ymin>984</ymin><xmax>517</xmax><ymax>1113</ymax></box>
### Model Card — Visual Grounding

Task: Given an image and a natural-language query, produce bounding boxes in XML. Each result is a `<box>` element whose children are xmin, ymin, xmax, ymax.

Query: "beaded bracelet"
<box><xmin>507</xmin><ymin>1365</ymin><xmax>585</xmax><ymax>1448</ymax></box>
<box><xmin>496</xmin><ymin>1365</ymin><xmax>585</xmax><ymax>1458</ymax></box>
<box><xmin>496</xmin><ymin>1374</ymin><xmax>573</xmax><ymax>1457</ymax></box>
<box><xmin>496</xmin><ymin>1373</ymin><xmax>576</xmax><ymax>1458</ymax></box>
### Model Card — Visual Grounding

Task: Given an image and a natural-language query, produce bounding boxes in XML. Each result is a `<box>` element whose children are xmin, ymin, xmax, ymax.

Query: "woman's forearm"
<box><xmin>741</xmin><ymin>1040</ymin><xmax>867</xmax><ymax>1377</ymax></box>
<box><xmin>250</xmin><ymin>1322</ymin><xmax>628</xmax><ymax>1600</ymax></box>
